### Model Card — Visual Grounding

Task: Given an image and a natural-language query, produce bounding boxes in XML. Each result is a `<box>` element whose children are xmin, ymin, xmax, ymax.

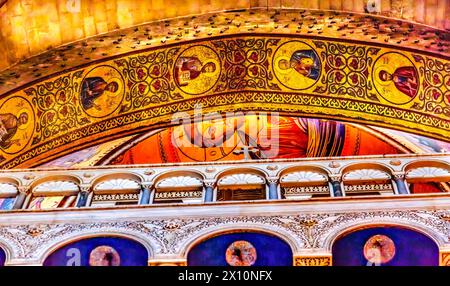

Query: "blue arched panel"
<box><xmin>332</xmin><ymin>226</ymin><xmax>439</xmax><ymax>266</ymax></box>
<box><xmin>188</xmin><ymin>232</ymin><xmax>293</xmax><ymax>266</ymax></box>
<box><xmin>44</xmin><ymin>236</ymin><xmax>148</xmax><ymax>266</ymax></box>
<box><xmin>0</xmin><ymin>247</ymin><xmax>5</xmax><ymax>266</ymax></box>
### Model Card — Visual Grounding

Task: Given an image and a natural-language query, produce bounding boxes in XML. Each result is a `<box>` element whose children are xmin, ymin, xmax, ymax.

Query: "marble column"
<box><xmin>392</xmin><ymin>173</ymin><xmax>410</xmax><ymax>195</ymax></box>
<box><xmin>139</xmin><ymin>183</ymin><xmax>153</xmax><ymax>205</ymax></box>
<box><xmin>203</xmin><ymin>180</ymin><xmax>215</xmax><ymax>203</ymax></box>
<box><xmin>76</xmin><ymin>185</ymin><xmax>91</xmax><ymax>207</ymax></box>
<box><xmin>13</xmin><ymin>186</ymin><xmax>30</xmax><ymax>209</ymax></box>
<box><xmin>267</xmin><ymin>177</ymin><xmax>279</xmax><ymax>200</ymax></box>
<box><xmin>329</xmin><ymin>175</ymin><xmax>343</xmax><ymax>197</ymax></box>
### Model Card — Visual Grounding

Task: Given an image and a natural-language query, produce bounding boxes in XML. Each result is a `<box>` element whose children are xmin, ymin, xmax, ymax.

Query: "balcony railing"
<box><xmin>0</xmin><ymin>153</ymin><xmax>448</xmax><ymax>211</ymax></box>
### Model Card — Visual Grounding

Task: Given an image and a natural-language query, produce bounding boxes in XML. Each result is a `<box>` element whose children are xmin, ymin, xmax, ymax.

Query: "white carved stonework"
<box><xmin>343</xmin><ymin>169</ymin><xmax>390</xmax><ymax>181</ymax></box>
<box><xmin>0</xmin><ymin>209</ymin><xmax>448</xmax><ymax>263</ymax></box>
<box><xmin>155</xmin><ymin>191</ymin><xmax>203</xmax><ymax>199</ymax></box>
<box><xmin>94</xmin><ymin>179</ymin><xmax>140</xmax><ymax>191</ymax></box>
<box><xmin>218</xmin><ymin>174</ymin><xmax>265</xmax><ymax>186</ymax></box>
<box><xmin>92</xmin><ymin>193</ymin><xmax>140</xmax><ymax>202</ymax></box>
<box><xmin>281</xmin><ymin>171</ymin><xmax>327</xmax><ymax>183</ymax></box>
<box><xmin>33</xmin><ymin>181</ymin><xmax>78</xmax><ymax>193</ymax></box>
<box><xmin>0</xmin><ymin>183</ymin><xmax>18</xmax><ymax>196</ymax></box>
<box><xmin>406</xmin><ymin>167</ymin><xmax>450</xmax><ymax>179</ymax></box>
<box><xmin>283</xmin><ymin>186</ymin><xmax>329</xmax><ymax>194</ymax></box>
<box><xmin>156</xmin><ymin>176</ymin><xmax>203</xmax><ymax>188</ymax></box>
<box><xmin>344</xmin><ymin>184</ymin><xmax>393</xmax><ymax>192</ymax></box>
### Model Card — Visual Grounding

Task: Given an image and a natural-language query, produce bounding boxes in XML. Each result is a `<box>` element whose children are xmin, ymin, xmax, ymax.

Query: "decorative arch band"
<box><xmin>1</xmin><ymin>34</ymin><xmax>449</xmax><ymax>168</ymax></box>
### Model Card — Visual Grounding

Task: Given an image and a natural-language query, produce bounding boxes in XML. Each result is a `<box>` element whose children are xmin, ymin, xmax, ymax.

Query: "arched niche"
<box><xmin>43</xmin><ymin>236</ymin><xmax>148</xmax><ymax>266</ymax></box>
<box><xmin>332</xmin><ymin>225</ymin><xmax>439</xmax><ymax>266</ymax></box>
<box><xmin>187</xmin><ymin>231</ymin><xmax>293</xmax><ymax>266</ymax></box>
<box><xmin>0</xmin><ymin>247</ymin><xmax>6</xmax><ymax>266</ymax></box>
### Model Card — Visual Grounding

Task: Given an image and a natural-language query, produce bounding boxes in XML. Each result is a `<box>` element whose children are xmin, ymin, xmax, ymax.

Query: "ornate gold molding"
<box><xmin>294</xmin><ymin>254</ymin><xmax>332</xmax><ymax>266</ymax></box>
<box><xmin>0</xmin><ymin>34</ymin><xmax>449</xmax><ymax>168</ymax></box>
<box><xmin>148</xmin><ymin>259</ymin><xmax>187</xmax><ymax>266</ymax></box>
<box><xmin>439</xmin><ymin>251</ymin><xmax>450</xmax><ymax>266</ymax></box>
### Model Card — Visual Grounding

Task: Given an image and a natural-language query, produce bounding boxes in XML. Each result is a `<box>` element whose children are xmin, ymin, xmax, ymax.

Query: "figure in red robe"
<box><xmin>379</xmin><ymin>67</ymin><xmax>419</xmax><ymax>98</ymax></box>
<box><xmin>175</xmin><ymin>57</ymin><xmax>216</xmax><ymax>87</ymax></box>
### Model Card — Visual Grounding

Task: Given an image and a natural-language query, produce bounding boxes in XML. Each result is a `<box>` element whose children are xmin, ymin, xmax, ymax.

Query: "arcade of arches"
<box><xmin>0</xmin><ymin>0</ymin><xmax>449</xmax><ymax>266</ymax></box>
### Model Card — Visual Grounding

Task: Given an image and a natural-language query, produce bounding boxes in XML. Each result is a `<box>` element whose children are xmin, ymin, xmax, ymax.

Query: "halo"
<box><xmin>274</xmin><ymin>55</ymin><xmax>294</xmax><ymax>75</ymax></box>
<box><xmin>203</xmin><ymin>59</ymin><xmax>220</xmax><ymax>77</ymax></box>
<box><xmin>105</xmin><ymin>77</ymin><xmax>123</xmax><ymax>97</ymax></box>
<box><xmin>17</xmin><ymin>108</ymin><xmax>32</xmax><ymax>130</ymax></box>
<box><xmin>373</xmin><ymin>65</ymin><xmax>393</xmax><ymax>87</ymax></box>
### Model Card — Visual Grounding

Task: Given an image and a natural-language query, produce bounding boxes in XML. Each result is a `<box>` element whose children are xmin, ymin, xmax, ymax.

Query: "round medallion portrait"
<box><xmin>372</xmin><ymin>52</ymin><xmax>419</xmax><ymax>105</ymax></box>
<box><xmin>89</xmin><ymin>245</ymin><xmax>121</xmax><ymax>266</ymax></box>
<box><xmin>174</xmin><ymin>45</ymin><xmax>221</xmax><ymax>95</ymax></box>
<box><xmin>273</xmin><ymin>41</ymin><xmax>321</xmax><ymax>90</ymax></box>
<box><xmin>225</xmin><ymin>240</ymin><xmax>257</xmax><ymax>266</ymax></box>
<box><xmin>80</xmin><ymin>65</ymin><xmax>125</xmax><ymax>118</ymax></box>
<box><xmin>363</xmin><ymin>234</ymin><xmax>396</xmax><ymax>264</ymax></box>
<box><xmin>0</xmin><ymin>96</ymin><xmax>34</xmax><ymax>155</ymax></box>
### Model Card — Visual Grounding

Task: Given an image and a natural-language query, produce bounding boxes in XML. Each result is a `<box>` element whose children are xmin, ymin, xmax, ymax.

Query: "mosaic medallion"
<box><xmin>273</xmin><ymin>41</ymin><xmax>321</xmax><ymax>90</ymax></box>
<box><xmin>226</xmin><ymin>240</ymin><xmax>257</xmax><ymax>266</ymax></box>
<box><xmin>80</xmin><ymin>65</ymin><xmax>125</xmax><ymax>118</ymax></box>
<box><xmin>373</xmin><ymin>52</ymin><xmax>419</xmax><ymax>105</ymax></box>
<box><xmin>174</xmin><ymin>45</ymin><xmax>221</xmax><ymax>95</ymax></box>
<box><xmin>89</xmin><ymin>245</ymin><xmax>121</xmax><ymax>266</ymax></box>
<box><xmin>0</xmin><ymin>96</ymin><xmax>34</xmax><ymax>155</ymax></box>
<box><xmin>363</xmin><ymin>234</ymin><xmax>396</xmax><ymax>264</ymax></box>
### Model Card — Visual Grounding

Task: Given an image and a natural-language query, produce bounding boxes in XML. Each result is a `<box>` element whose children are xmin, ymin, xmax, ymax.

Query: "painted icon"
<box><xmin>273</xmin><ymin>41</ymin><xmax>321</xmax><ymax>90</ymax></box>
<box><xmin>174</xmin><ymin>45</ymin><xmax>220</xmax><ymax>95</ymax></box>
<box><xmin>225</xmin><ymin>240</ymin><xmax>257</xmax><ymax>266</ymax></box>
<box><xmin>89</xmin><ymin>245</ymin><xmax>121</xmax><ymax>266</ymax></box>
<box><xmin>363</xmin><ymin>234</ymin><xmax>396</xmax><ymax>265</ymax></box>
<box><xmin>373</xmin><ymin>52</ymin><xmax>419</xmax><ymax>105</ymax></box>
<box><xmin>80</xmin><ymin>66</ymin><xmax>124</xmax><ymax>118</ymax></box>
<box><xmin>0</xmin><ymin>97</ymin><xmax>34</xmax><ymax>154</ymax></box>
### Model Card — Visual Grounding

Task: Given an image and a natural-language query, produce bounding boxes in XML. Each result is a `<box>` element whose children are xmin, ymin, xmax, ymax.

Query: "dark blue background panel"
<box><xmin>188</xmin><ymin>232</ymin><xmax>293</xmax><ymax>266</ymax></box>
<box><xmin>44</xmin><ymin>236</ymin><xmax>148</xmax><ymax>266</ymax></box>
<box><xmin>0</xmin><ymin>247</ymin><xmax>5</xmax><ymax>266</ymax></box>
<box><xmin>332</xmin><ymin>226</ymin><xmax>438</xmax><ymax>266</ymax></box>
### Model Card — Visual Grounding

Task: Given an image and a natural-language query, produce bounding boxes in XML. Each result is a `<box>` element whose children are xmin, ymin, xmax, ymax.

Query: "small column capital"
<box><xmin>294</xmin><ymin>253</ymin><xmax>332</xmax><ymax>266</ymax></box>
<box><xmin>392</xmin><ymin>172</ymin><xmax>406</xmax><ymax>180</ymax></box>
<box><xmin>329</xmin><ymin>174</ymin><xmax>342</xmax><ymax>182</ymax></box>
<box><xmin>141</xmin><ymin>182</ymin><xmax>154</xmax><ymax>190</ymax></box>
<box><xmin>17</xmin><ymin>186</ymin><xmax>31</xmax><ymax>194</ymax></box>
<box><xmin>266</xmin><ymin>177</ymin><xmax>279</xmax><ymax>184</ymax></box>
<box><xmin>203</xmin><ymin>180</ymin><xmax>216</xmax><ymax>188</ymax></box>
<box><xmin>79</xmin><ymin>184</ymin><xmax>91</xmax><ymax>193</ymax></box>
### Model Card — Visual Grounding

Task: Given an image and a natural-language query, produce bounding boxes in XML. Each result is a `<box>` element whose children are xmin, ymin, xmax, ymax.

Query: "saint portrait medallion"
<box><xmin>273</xmin><ymin>41</ymin><xmax>321</xmax><ymax>90</ymax></box>
<box><xmin>225</xmin><ymin>240</ymin><xmax>257</xmax><ymax>266</ymax></box>
<box><xmin>363</xmin><ymin>234</ymin><xmax>396</xmax><ymax>265</ymax></box>
<box><xmin>89</xmin><ymin>245</ymin><xmax>121</xmax><ymax>266</ymax></box>
<box><xmin>0</xmin><ymin>96</ymin><xmax>34</xmax><ymax>155</ymax></box>
<box><xmin>80</xmin><ymin>65</ymin><xmax>125</xmax><ymax>118</ymax></box>
<box><xmin>174</xmin><ymin>45</ymin><xmax>221</xmax><ymax>95</ymax></box>
<box><xmin>372</xmin><ymin>52</ymin><xmax>419</xmax><ymax>105</ymax></box>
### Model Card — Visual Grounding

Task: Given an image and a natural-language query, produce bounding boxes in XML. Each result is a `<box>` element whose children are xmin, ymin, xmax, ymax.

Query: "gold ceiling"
<box><xmin>0</xmin><ymin>0</ymin><xmax>448</xmax><ymax>72</ymax></box>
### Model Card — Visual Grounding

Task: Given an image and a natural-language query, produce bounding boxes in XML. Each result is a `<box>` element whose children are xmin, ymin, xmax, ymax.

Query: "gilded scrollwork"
<box><xmin>0</xmin><ymin>35</ymin><xmax>448</xmax><ymax>168</ymax></box>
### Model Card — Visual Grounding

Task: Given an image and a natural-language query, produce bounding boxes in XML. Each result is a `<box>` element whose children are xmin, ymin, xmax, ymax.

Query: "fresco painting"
<box><xmin>273</xmin><ymin>41</ymin><xmax>321</xmax><ymax>90</ymax></box>
<box><xmin>80</xmin><ymin>65</ymin><xmax>125</xmax><ymax>118</ymax></box>
<box><xmin>188</xmin><ymin>232</ymin><xmax>293</xmax><ymax>266</ymax></box>
<box><xmin>373</xmin><ymin>52</ymin><xmax>419</xmax><ymax>105</ymax></box>
<box><xmin>0</xmin><ymin>97</ymin><xmax>34</xmax><ymax>155</ymax></box>
<box><xmin>174</xmin><ymin>45</ymin><xmax>221</xmax><ymax>95</ymax></box>
<box><xmin>332</xmin><ymin>226</ymin><xmax>439</xmax><ymax>266</ymax></box>
<box><xmin>111</xmin><ymin>115</ymin><xmax>401</xmax><ymax>164</ymax></box>
<box><xmin>43</xmin><ymin>236</ymin><xmax>148</xmax><ymax>266</ymax></box>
